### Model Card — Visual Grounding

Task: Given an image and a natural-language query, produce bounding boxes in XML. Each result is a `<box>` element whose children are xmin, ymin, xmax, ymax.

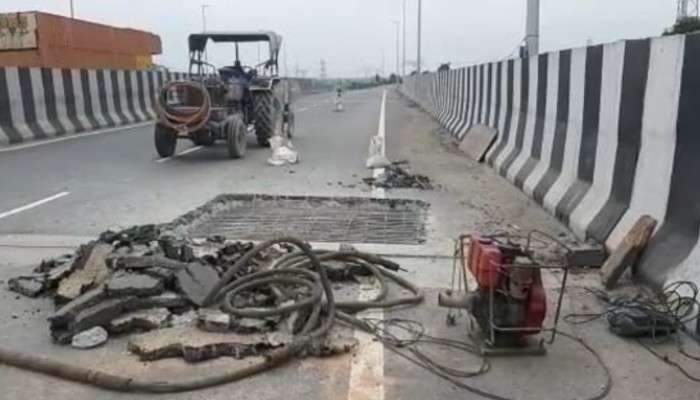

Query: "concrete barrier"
<box><xmin>400</xmin><ymin>32</ymin><xmax>700</xmax><ymax>289</ymax></box>
<box><xmin>0</xmin><ymin>66</ymin><xmax>188</xmax><ymax>146</ymax></box>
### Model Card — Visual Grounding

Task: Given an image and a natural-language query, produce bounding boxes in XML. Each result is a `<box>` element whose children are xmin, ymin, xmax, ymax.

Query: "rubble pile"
<box><xmin>6</xmin><ymin>224</ymin><xmax>414</xmax><ymax>365</ymax></box>
<box><xmin>364</xmin><ymin>163</ymin><xmax>434</xmax><ymax>190</ymax></box>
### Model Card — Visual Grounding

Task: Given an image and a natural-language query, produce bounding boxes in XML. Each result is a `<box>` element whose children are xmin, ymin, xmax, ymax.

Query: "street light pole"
<box><xmin>417</xmin><ymin>0</ymin><xmax>422</xmax><ymax>73</ymax></box>
<box><xmin>393</xmin><ymin>20</ymin><xmax>400</xmax><ymax>78</ymax></box>
<box><xmin>525</xmin><ymin>0</ymin><xmax>540</xmax><ymax>57</ymax></box>
<box><xmin>70</xmin><ymin>0</ymin><xmax>74</xmax><ymax>18</ymax></box>
<box><xmin>201</xmin><ymin>4</ymin><xmax>210</xmax><ymax>32</ymax></box>
<box><xmin>402</xmin><ymin>0</ymin><xmax>407</xmax><ymax>76</ymax></box>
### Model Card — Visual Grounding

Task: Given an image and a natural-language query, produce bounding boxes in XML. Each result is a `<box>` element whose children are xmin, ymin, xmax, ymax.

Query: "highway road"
<box><xmin>0</xmin><ymin>88</ymin><xmax>692</xmax><ymax>400</ymax></box>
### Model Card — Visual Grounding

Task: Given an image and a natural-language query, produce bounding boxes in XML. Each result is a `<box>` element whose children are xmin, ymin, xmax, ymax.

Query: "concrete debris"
<box><xmin>8</xmin><ymin>222</ymin><xmax>410</xmax><ymax>368</ymax></box>
<box><xmin>105</xmin><ymin>271</ymin><xmax>164</xmax><ymax>298</ymax></box>
<box><xmin>231</xmin><ymin>317</ymin><xmax>275</xmax><ymax>334</ymax></box>
<box><xmin>128</xmin><ymin>326</ymin><xmax>273</xmax><ymax>362</ymax></box>
<box><xmin>170</xmin><ymin>310</ymin><xmax>198</xmax><ymax>327</ymax></box>
<box><xmin>7</xmin><ymin>275</ymin><xmax>46</xmax><ymax>298</ymax></box>
<box><xmin>71</xmin><ymin>326</ymin><xmax>109</xmax><ymax>349</ymax></box>
<box><xmin>108</xmin><ymin>308</ymin><xmax>171</xmax><ymax>334</ymax></box>
<box><xmin>198</xmin><ymin>308</ymin><xmax>232</xmax><ymax>332</ymax></box>
<box><xmin>56</xmin><ymin>243</ymin><xmax>111</xmax><ymax>304</ymax></box>
<box><xmin>100</xmin><ymin>225</ymin><xmax>160</xmax><ymax>246</ymax></box>
<box><xmin>49</xmin><ymin>286</ymin><xmax>108</xmax><ymax>330</ymax></box>
<box><xmin>363</xmin><ymin>163</ymin><xmax>433</xmax><ymax>190</ymax></box>
<box><xmin>176</xmin><ymin>263</ymin><xmax>220</xmax><ymax>306</ymax></box>
<box><xmin>55</xmin><ymin>297</ymin><xmax>138</xmax><ymax>343</ymax></box>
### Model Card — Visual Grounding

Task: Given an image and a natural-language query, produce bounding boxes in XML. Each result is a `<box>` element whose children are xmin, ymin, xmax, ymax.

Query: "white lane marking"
<box><xmin>298</xmin><ymin>107</ymin><xmax>309</xmax><ymax>112</ymax></box>
<box><xmin>0</xmin><ymin>192</ymin><xmax>70</xmax><ymax>220</ymax></box>
<box><xmin>348</xmin><ymin>89</ymin><xmax>388</xmax><ymax>400</ymax></box>
<box><xmin>156</xmin><ymin>145</ymin><xmax>203</xmax><ymax>163</ymax></box>
<box><xmin>0</xmin><ymin>122</ymin><xmax>154</xmax><ymax>154</ymax></box>
<box><xmin>347</xmin><ymin>281</ymin><xmax>385</xmax><ymax>400</ymax></box>
<box><xmin>372</xmin><ymin>90</ymin><xmax>388</xmax><ymax>198</ymax></box>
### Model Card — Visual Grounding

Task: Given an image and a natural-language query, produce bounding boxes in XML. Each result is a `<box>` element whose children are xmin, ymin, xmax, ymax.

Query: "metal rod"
<box><xmin>393</xmin><ymin>20</ymin><xmax>400</xmax><ymax>78</ymax></box>
<box><xmin>402</xmin><ymin>0</ymin><xmax>407</xmax><ymax>76</ymax></box>
<box><xmin>70</xmin><ymin>0</ymin><xmax>74</xmax><ymax>18</ymax></box>
<box><xmin>417</xmin><ymin>0</ymin><xmax>422</xmax><ymax>73</ymax></box>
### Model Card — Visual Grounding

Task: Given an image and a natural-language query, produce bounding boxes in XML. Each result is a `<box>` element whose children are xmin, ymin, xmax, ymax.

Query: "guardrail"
<box><xmin>400</xmin><ymin>32</ymin><xmax>700</xmax><ymax>289</ymax></box>
<box><xmin>0</xmin><ymin>67</ymin><xmax>188</xmax><ymax>145</ymax></box>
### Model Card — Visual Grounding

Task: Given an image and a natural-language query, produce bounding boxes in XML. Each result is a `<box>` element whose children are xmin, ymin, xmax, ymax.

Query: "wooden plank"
<box><xmin>600</xmin><ymin>215</ymin><xmax>657</xmax><ymax>289</ymax></box>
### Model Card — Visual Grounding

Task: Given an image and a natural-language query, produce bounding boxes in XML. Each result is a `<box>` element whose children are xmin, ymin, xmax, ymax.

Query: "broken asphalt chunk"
<box><xmin>56</xmin><ymin>243</ymin><xmax>111</xmax><ymax>304</ymax></box>
<box><xmin>108</xmin><ymin>308</ymin><xmax>171</xmax><ymax>334</ymax></box>
<box><xmin>105</xmin><ymin>271</ymin><xmax>164</xmax><ymax>298</ymax></box>
<box><xmin>176</xmin><ymin>263</ymin><xmax>220</xmax><ymax>306</ymax></box>
<box><xmin>8</xmin><ymin>275</ymin><xmax>46</xmax><ymax>298</ymax></box>
<box><xmin>127</xmin><ymin>326</ymin><xmax>273</xmax><ymax>362</ymax></box>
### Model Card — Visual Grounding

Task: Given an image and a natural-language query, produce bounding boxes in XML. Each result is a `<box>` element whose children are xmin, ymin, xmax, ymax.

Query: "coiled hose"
<box><xmin>154</xmin><ymin>80</ymin><xmax>212</xmax><ymax>133</ymax></box>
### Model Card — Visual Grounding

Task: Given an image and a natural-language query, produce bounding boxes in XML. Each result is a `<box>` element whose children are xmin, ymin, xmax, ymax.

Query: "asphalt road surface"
<box><xmin>1</xmin><ymin>88</ymin><xmax>697</xmax><ymax>400</ymax></box>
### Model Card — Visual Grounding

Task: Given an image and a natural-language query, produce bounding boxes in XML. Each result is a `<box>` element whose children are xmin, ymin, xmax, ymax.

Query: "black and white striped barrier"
<box><xmin>400</xmin><ymin>33</ymin><xmax>700</xmax><ymax>288</ymax></box>
<box><xmin>0</xmin><ymin>67</ymin><xmax>188</xmax><ymax>145</ymax></box>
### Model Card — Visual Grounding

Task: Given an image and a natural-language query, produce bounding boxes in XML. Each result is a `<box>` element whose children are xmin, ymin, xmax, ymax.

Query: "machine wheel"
<box><xmin>154</xmin><ymin>123</ymin><xmax>177</xmax><ymax>158</ymax></box>
<box><xmin>253</xmin><ymin>91</ymin><xmax>279</xmax><ymax>147</ymax></box>
<box><xmin>225</xmin><ymin>115</ymin><xmax>247</xmax><ymax>159</ymax></box>
<box><xmin>191</xmin><ymin>129</ymin><xmax>216</xmax><ymax>146</ymax></box>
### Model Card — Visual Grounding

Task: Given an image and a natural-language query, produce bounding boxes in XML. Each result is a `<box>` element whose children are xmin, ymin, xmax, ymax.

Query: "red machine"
<box><xmin>440</xmin><ymin>232</ymin><xmax>570</xmax><ymax>355</ymax></box>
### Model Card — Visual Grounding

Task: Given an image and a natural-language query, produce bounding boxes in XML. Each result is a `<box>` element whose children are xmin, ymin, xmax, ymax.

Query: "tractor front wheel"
<box><xmin>154</xmin><ymin>123</ymin><xmax>177</xmax><ymax>158</ymax></box>
<box><xmin>225</xmin><ymin>115</ymin><xmax>247</xmax><ymax>159</ymax></box>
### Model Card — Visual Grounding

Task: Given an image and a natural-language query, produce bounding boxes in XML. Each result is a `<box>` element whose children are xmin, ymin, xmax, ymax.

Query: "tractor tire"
<box><xmin>191</xmin><ymin>130</ymin><xmax>216</xmax><ymax>146</ymax></box>
<box><xmin>154</xmin><ymin>123</ymin><xmax>177</xmax><ymax>158</ymax></box>
<box><xmin>253</xmin><ymin>91</ymin><xmax>279</xmax><ymax>147</ymax></box>
<box><xmin>225</xmin><ymin>115</ymin><xmax>247</xmax><ymax>159</ymax></box>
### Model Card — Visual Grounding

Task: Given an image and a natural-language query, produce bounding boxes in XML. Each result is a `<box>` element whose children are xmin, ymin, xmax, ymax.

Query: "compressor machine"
<box><xmin>439</xmin><ymin>231</ymin><xmax>571</xmax><ymax>356</ymax></box>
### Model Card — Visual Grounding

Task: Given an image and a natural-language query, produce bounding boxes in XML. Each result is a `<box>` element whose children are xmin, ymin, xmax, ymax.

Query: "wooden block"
<box><xmin>600</xmin><ymin>215</ymin><xmax>657</xmax><ymax>289</ymax></box>
<box><xmin>458</xmin><ymin>125</ymin><xmax>498</xmax><ymax>162</ymax></box>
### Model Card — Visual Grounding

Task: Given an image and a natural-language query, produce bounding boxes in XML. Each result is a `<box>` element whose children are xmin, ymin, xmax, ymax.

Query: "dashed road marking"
<box><xmin>0</xmin><ymin>191</ymin><xmax>70</xmax><ymax>220</ymax></box>
<box><xmin>0</xmin><ymin>122</ymin><xmax>153</xmax><ymax>154</ymax></box>
<box><xmin>155</xmin><ymin>145</ymin><xmax>203</xmax><ymax>163</ymax></box>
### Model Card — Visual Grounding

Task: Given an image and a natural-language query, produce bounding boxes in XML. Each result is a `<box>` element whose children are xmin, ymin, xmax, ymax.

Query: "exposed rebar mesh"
<box><xmin>173</xmin><ymin>194</ymin><xmax>429</xmax><ymax>245</ymax></box>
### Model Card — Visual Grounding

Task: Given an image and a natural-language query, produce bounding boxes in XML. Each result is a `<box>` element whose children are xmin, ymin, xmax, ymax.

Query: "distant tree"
<box><xmin>438</xmin><ymin>62</ymin><xmax>451</xmax><ymax>72</ymax></box>
<box><xmin>664</xmin><ymin>17</ymin><xmax>700</xmax><ymax>35</ymax></box>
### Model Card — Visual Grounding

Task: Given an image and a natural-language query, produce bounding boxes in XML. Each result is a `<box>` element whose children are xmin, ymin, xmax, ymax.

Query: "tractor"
<box><xmin>154</xmin><ymin>31</ymin><xmax>294</xmax><ymax>159</ymax></box>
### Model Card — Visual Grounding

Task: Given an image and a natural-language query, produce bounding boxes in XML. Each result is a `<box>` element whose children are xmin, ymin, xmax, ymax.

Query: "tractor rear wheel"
<box><xmin>253</xmin><ymin>91</ymin><xmax>279</xmax><ymax>147</ymax></box>
<box><xmin>154</xmin><ymin>123</ymin><xmax>177</xmax><ymax>158</ymax></box>
<box><xmin>225</xmin><ymin>115</ymin><xmax>247</xmax><ymax>159</ymax></box>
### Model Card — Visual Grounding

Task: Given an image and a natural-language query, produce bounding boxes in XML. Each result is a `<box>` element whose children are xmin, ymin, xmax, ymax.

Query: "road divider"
<box><xmin>0</xmin><ymin>66</ymin><xmax>188</xmax><ymax>148</ymax></box>
<box><xmin>399</xmin><ymin>33</ymin><xmax>700</xmax><ymax>290</ymax></box>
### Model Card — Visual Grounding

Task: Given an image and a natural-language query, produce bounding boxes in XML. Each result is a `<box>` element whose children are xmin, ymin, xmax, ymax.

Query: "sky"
<box><xmin>1</xmin><ymin>1</ymin><xmax>678</xmax><ymax>77</ymax></box>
